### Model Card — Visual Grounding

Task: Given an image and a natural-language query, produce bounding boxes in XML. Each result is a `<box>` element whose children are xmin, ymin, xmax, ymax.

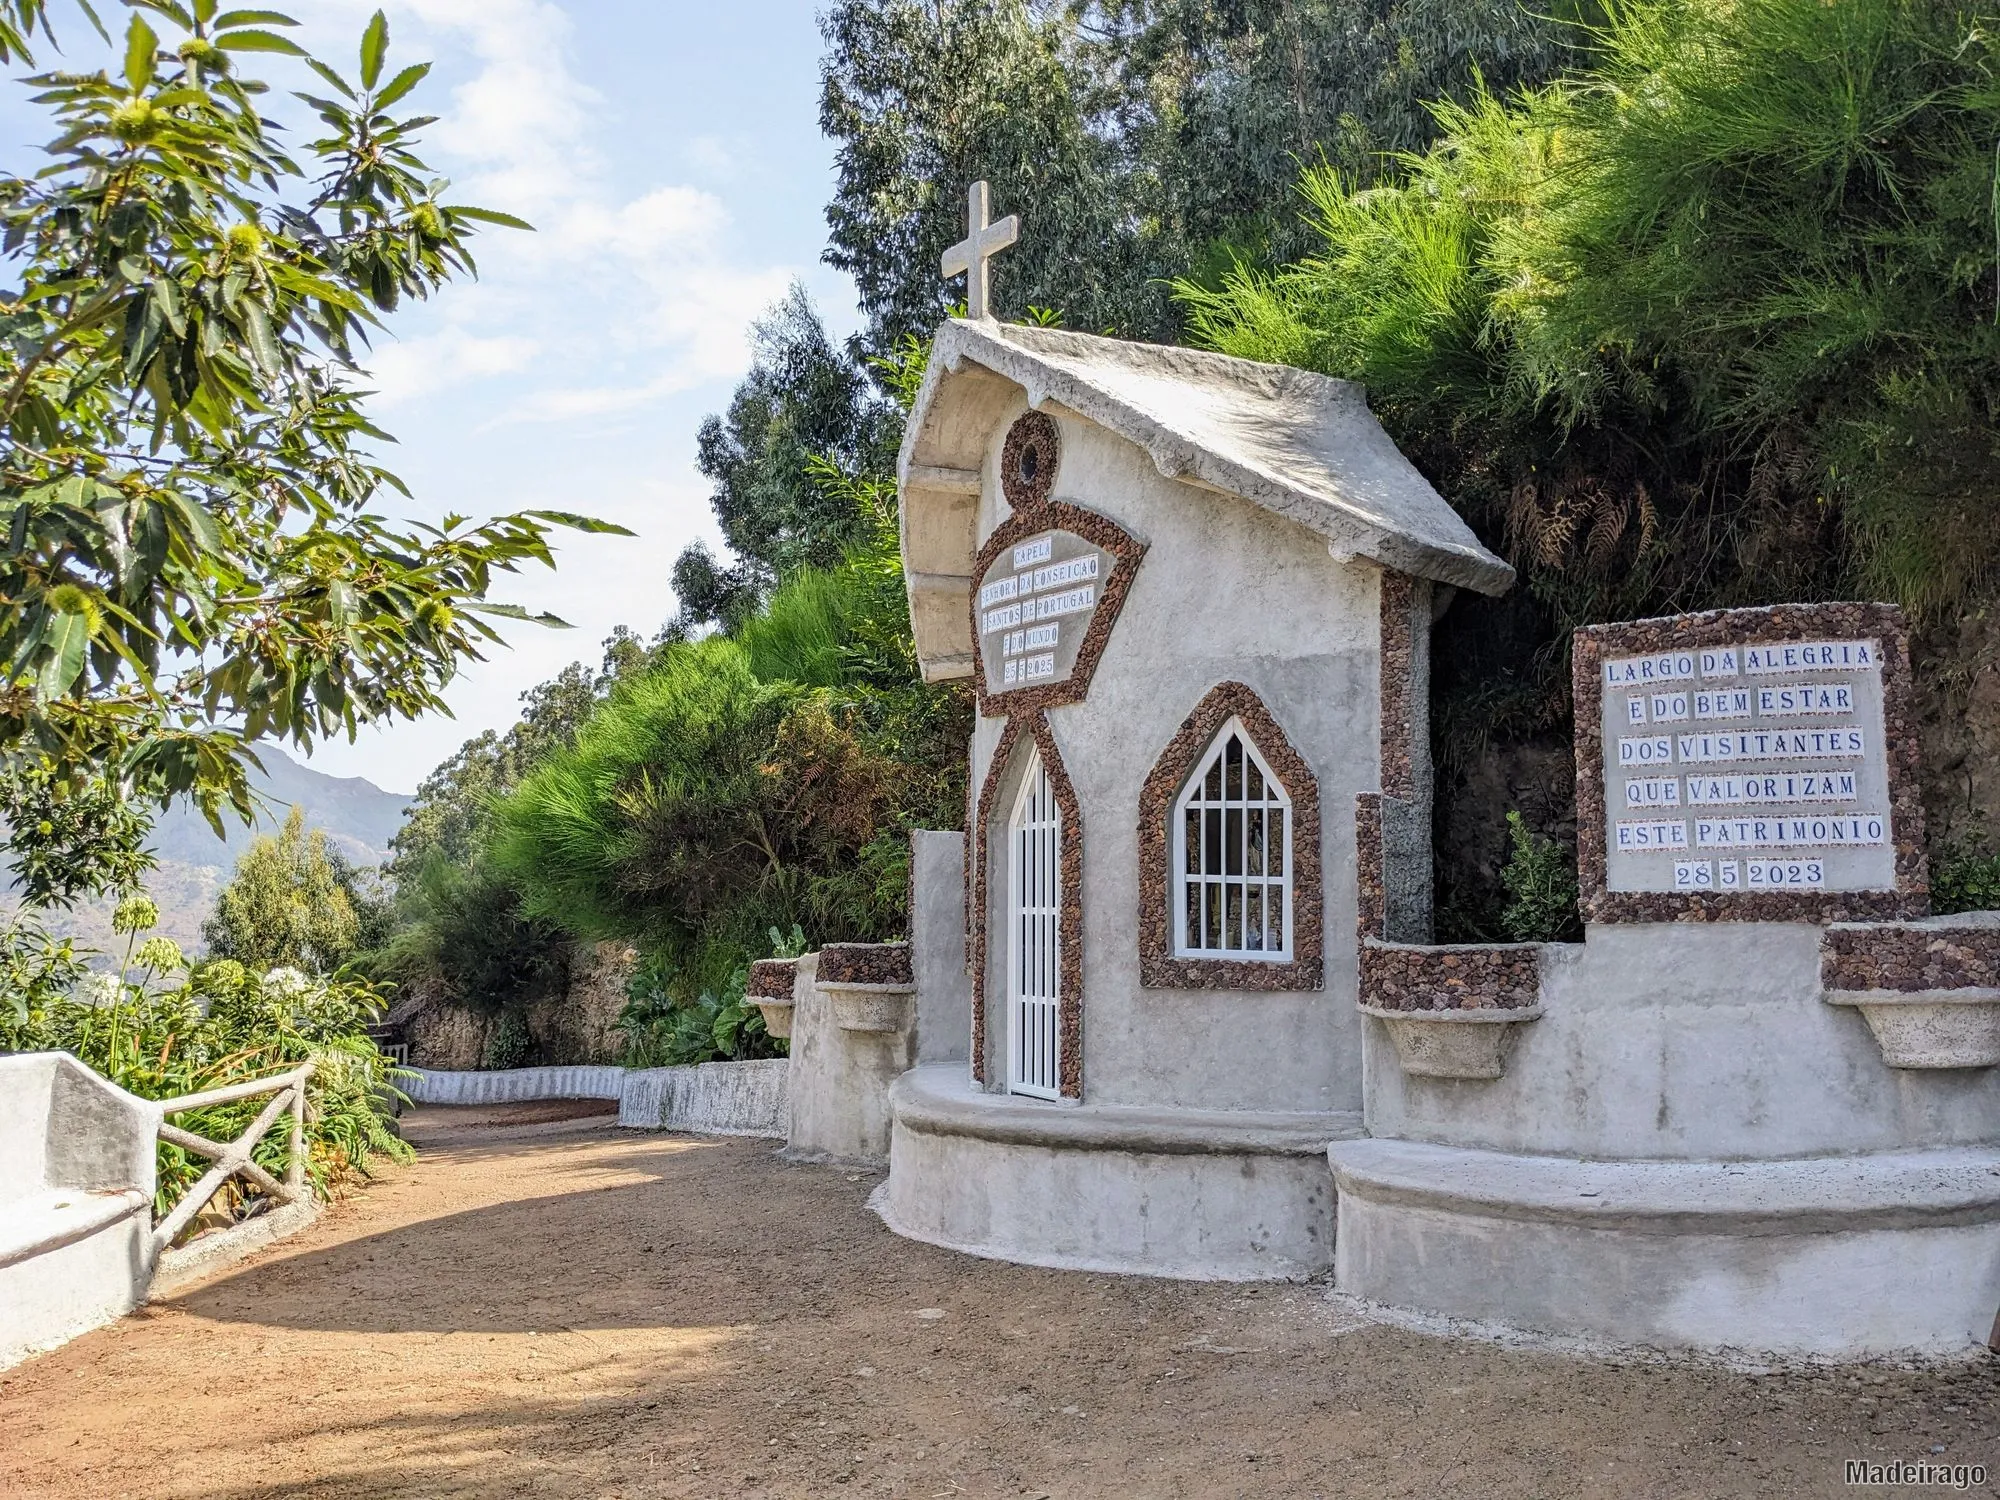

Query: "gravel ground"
<box><xmin>3</xmin><ymin>1102</ymin><xmax>1996</xmax><ymax>1499</ymax></box>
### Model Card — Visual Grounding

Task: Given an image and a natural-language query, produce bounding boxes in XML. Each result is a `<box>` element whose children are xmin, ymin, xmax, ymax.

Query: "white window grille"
<box><xmin>1172</xmin><ymin>720</ymin><xmax>1292</xmax><ymax>960</ymax></box>
<box><xmin>1007</xmin><ymin>747</ymin><xmax>1062</xmax><ymax>1099</ymax></box>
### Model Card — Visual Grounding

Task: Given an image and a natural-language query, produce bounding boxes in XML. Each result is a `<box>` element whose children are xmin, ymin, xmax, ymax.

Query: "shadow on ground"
<box><xmin>3</xmin><ymin>1106</ymin><xmax>1995</xmax><ymax>1499</ymax></box>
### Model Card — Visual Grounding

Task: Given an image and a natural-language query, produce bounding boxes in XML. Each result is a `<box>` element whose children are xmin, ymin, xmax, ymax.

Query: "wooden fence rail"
<box><xmin>149</xmin><ymin>1063</ymin><xmax>313</xmax><ymax>1254</ymax></box>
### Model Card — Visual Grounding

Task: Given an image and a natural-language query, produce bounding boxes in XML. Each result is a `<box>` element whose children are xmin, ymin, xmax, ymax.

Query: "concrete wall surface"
<box><xmin>1331</xmin><ymin>1137</ymin><xmax>2000</xmax><ymax>1358</ymax></box>
<box><xmin>0</xmin><ymin>1053</ymin><xmax>158</xmax><ymax>1370</ymax></box>
<box><xmin>969</xmin><ymin>412</ymin><xmax>1378</xmax><ymax>1115</ymax></box>
<box><xmin>784</xmin><ymin>953</ymin><xmax>915</xmax><ymax>1166</ymax></box>
<box><xmin>404</xmin><ymin>1061</ymin><xmax>790</xmax><ymax>1138</ymax></box>
<box><xmin>402</xmin><ymin>1065</ymin><xmax>628</xmax><ymax>1106</ymax></box>
<box><xmin>1364</xmin><ymin>921</ymin><xmax>2000</xmax><ymax>1160</ymax></box>
<box><xmin>911</xmin><ymin>830</ymin><xmax>971</xmax><ymax>1065</ymax></box>
<box><xmin>879</xmin><ymin>1064</ymin><xmax>1357</xmax><ymax>1280</ymax></box>
<box><xmin>619</xmin><ymin>1061</ymin><xmax>788</xmax><ymax>1137</ymax></box>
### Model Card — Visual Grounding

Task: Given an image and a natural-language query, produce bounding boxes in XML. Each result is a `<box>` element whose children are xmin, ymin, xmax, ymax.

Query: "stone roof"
<box><xmin>897</xmin><ymin>319</ymin><xmax>1514</xmax><ymax>680</ymax></box>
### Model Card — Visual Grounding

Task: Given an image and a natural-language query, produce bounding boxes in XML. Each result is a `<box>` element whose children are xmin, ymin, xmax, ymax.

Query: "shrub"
<box><xmin>1497</xmin><ymin>811</ymin><xmax>1582</xmax><ymax>943</ymax></box>
<box><xmin>0</xmin><ymin>929</ymin><xmax>411</xmax><ymax>1226</ymax></box>
<box><xmin>482</xmin><ymin>1009</ymin><xmax>532</xmax><ymax>1071</ymax></box>
<box><xmin>1933</xmin><ymin>840</ymin><xmax>2000</xmax><ymax>916</ymax></box>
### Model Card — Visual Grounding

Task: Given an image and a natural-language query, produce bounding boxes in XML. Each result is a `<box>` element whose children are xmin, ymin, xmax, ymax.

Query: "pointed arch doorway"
<box><xmin>1006</xmin><ymin>746</ymin><xmax>1062</xmax><ymax>1100</ymax></box>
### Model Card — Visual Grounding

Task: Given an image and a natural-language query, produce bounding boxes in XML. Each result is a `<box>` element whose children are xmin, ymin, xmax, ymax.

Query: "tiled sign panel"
<box><xmin>974</xmin><ymin>530</ymin><xmax>1111</xmax><ymax>696</ymax></box>
<box><xmin>1599</xmin><ymin>638</ymin><xmax>1895</xmax><ymax>895</ymax></box>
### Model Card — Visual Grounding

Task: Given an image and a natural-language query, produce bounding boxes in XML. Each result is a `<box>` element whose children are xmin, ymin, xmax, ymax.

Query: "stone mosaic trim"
<box><xmin>1377</xmin><ymin>571</ymin><xmax>1419</xmax><ymax>803</ymax></box>
<box><xmin>1573</xmin><ymin>602</ymin><xmax>1928</xmax><ymax>924</ymax></box>
<box><xmin>1136</xmin><ymin>682</ymin><xmax>1323</xmax><ymax>991</ymax></box>
<box><xmin>970</xmin><ymin>498</ymin><xmax>1147</xmax><ymax>719</ymax></box>
<box><xmin>1360</xmin><ymin>939</ymin><xmax>1542</xmax><ymax>1013</ymax></box>
<box><xmin>815</xmin><ymin>943</ymin><xmax>914</xmax><ymax>988</ymax></box>
<box><xmin>969</xmin><ymin>713</ymin><xmax>1085</xmax><ymax>1097</ymax></box>
<box><xmin>1356</xmin><ymin>793</ymin><xmax>1387</xmax><ymax>941</ymax></box>
<box><xmin>1822</xmin><ymin>921</ymin><xmax>2000</xmax><ymax>993</ymax></box>
<box><xmin>1000</xmin><ymin>411</ymin><xmax>1060</xmax><ymax>508</ymax></box>
<box><xmin>746</xmin><ymin>958</ymin><xmax>797</xmax><ymax>1000</ymax></box>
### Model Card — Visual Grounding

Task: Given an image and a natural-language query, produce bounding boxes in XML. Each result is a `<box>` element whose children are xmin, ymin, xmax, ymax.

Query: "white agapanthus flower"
<box><xmin>262</xmin><ymin>967</ymin><xmax>314</xmax><ymax>1000</ymax></box>
<box><xmin>74</xmin><ymin>972</ymin><xmax>124</xmax><ymax>1008</ymax></box>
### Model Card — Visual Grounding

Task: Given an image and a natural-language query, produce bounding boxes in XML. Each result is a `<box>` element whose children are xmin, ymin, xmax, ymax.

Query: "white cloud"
<box><xmin>325</xmin><ymin>5</ymin><xmax>805</xmax><ymax>423</ymax></box>
<box><xmin>366</xmin><ymin>327</ymin><xmax>541</xmax><ymax>407</ymax></box>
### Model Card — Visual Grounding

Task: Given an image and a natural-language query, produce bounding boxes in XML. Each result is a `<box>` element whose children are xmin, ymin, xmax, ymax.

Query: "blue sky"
<box><xmin>9</xmin><ymin>0</ymin><xmax>860</xmax><ymax>794</ymax></box>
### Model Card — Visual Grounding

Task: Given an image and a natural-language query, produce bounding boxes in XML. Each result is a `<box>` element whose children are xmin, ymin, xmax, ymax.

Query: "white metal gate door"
<box><xmin>1007</xmin><ymin>749</ymin><xmax>1062</xmax><ymax>1099</ymax></box>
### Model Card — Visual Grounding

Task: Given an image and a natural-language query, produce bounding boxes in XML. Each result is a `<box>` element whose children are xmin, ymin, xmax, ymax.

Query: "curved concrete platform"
<box><xmin>1330</xmin><ymin>1138</ymin><xmax>2000</xmax><ymax>1358</ymax></box>
<box><xmin>878</xmin><ymin>1065</ymin><xmax>1358</xmax><ymax>1280</ymax></box>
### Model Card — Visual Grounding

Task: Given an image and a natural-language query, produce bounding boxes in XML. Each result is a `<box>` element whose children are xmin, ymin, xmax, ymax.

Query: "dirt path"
<box><xmin>3</xmin><ymin>1104</ymin><xmax>1995</xmax><ymax>1499</ymax></box>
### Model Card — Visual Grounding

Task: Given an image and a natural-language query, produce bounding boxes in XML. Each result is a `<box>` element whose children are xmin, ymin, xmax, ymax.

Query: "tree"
<box><xmin>821</xmin><ymin>0</ymin><xmax>1139</xmax><ymax>345</ymax></box>
<box><xmin>676</xmin><ymin>286</ymin><xmax>899</xmax><ymax>626</ymax></box>
<box><xmin>818</xmin><ymin>0</ymin><xmax>1581</xmax><ymax>349</ymax></box>
<box><xmin>1178</xmin><ymin>0</ymin><xmax>2000</xmax><ymax>918</ymax></box>
<box><xmin>0</xmin><ymin>1</ymin><xmax>624</xmax><ymax>862</ymax></box>
<box><xmin>202</xmin><ymin>805</ymin><xmax>359</xmax><ymax>974</ymax></box>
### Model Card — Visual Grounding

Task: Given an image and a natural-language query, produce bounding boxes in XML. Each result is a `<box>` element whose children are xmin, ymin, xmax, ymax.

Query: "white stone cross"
<box><xmin>940</xmin><ymin>180</ymin><xmax>1018</xmax><ymax>322</ymax></box>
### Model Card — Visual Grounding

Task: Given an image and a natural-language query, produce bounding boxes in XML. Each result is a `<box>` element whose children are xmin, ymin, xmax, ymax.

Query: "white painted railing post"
<box><xmin>285</xmin><ymin>1078</ymin><xmax>306</xmax><ymax>1200</ymax></box>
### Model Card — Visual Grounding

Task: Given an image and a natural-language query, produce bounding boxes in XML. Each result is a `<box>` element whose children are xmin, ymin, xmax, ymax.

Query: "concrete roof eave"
<box><xmin>896</xmin><ymin>319</ymin><xmax>1515</xmax><ymax>680</ymax></box>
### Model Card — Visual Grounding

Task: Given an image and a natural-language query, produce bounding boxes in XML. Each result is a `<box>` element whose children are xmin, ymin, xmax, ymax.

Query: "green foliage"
<box><xmin>818</xmin><ymin>0</ymin><xmax>1579</xmax><ymax>346</ymax></box>
<box><xmin>614</xmin><ymin>953</ymin><xmax>780</xmax><ymax>1068</ymax></box>
<box><xmin>0</xmin><ymin>910</ymin><xmax>86</xmax><ymax>1022</ymax></box>
<box><xmin>0</xmin><ymin>758</ymin><xmax>155</xmax><ymax>907</ymax></box>
<box><xmin>482</xmin><ymin>1008</ymin><xmax>530</xmax><ymax>1071</ymax></box>
<box><xmin>1497</xmin><ymin>811</ymin><xmax>1581</xmax><ymax>943</ymax></box>
<box><xmin>1175</xmin><ymin>0</ymin><xmax>2000</xmax><ymax>917</ymax></box>
<box><xmin>202</xmin><ymin>805</ymin><xmax>359</xmax><ymax>973</ymax></box>
<box><xmin>494</xmin><ymin>509</ymin><xmax>968</xmax><ymax>1033</ymax></box>
<box><xmin>0</xmin><ymin>915</ymin><xmax>411</xmax><ymax>1220</ymax></box>
<box><xmin>0</xmin><ymin>2</ymin><xmax>622</xmax><ymax>845</ymax></box>
<box><xmin>678</xmin><ymin>287</ymin><xmax>901</xmax><ymax>625</ymax></box>
<box><xmin>1179</xmin><ymin>0</ymin><xmax>2000</xmax><ymax>621</ymax></box>
<box><xmin>367</xmin><ymin>851</ymin><xmax>569</xmax><ymax>1015</ymax></box>
<box><xmin>1933</xmin><ymin>839</ymin><xmax>2000</xmax><ymax>917</ymax></box>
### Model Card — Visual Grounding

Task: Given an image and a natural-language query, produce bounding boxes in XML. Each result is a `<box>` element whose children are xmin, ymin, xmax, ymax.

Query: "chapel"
<box><xmin>768</xmin><ymin>190</ymin><xmax>2000</xmax><ymax>1354</ymax></box>
<box><xmin>871</xmin><ymin>313</ymin><xmax>1512</xmax><ymax>1276</ymax></box>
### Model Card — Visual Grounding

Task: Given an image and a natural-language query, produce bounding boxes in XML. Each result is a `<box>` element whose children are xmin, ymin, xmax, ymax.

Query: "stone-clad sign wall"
<box><xmin>975</xmin><ymin>529</ymin><xmax>1112</xmax><ymax>694</ymax></box>
<box><xmin>1574</xmin><ymin>603</ymin><xmax>1928</xmax><ymax>924</ymax></box>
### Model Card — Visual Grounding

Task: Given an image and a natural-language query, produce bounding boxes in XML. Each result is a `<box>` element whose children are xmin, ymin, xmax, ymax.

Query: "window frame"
<box><xmin>1136</xmin><ymin>682</ymin><xmax>1323</xmax><ymax>993</ymax></box>
<box><xmin>1169</xmin><ymin>718</ymin><xmax>1295</xmax><ymax>963</ymax></box>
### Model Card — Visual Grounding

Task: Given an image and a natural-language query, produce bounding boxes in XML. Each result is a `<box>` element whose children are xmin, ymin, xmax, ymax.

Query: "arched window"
<box><xmin>1173</xmin><ymin>721</ymin><xmax>1292</xmax><ymax>960</ymax></box>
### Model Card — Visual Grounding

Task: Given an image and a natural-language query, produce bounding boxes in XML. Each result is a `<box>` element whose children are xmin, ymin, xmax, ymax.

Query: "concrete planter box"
<box><xmin>1824</xmin><ymin>988</ymin><xmax>2000</xmax><ymax>1069</ymax></box>
<box><xmin>825</xmin><ymin>983</ymin><xmax>916</xmax><ymax>1034</ymax></box>
<box><xmin>753</xmin><ymin>996</ymin><xmax>796</xmax><ymax>1039</ymax></box>
<box><xmin>1360</xmin><ymin>1004</ymin><xmax>1542</xmax><ymax>1080</ymax></box>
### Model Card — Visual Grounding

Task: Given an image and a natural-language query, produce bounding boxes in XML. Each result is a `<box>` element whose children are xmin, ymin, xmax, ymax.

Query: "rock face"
<box><xmin>1916</xmin><ymin>606</ymin><xmax>2000</xmax><ymax>854</ymax></box>
<box><xmin>395</xmin><ymin>940</ymin><xmax>635</xmax><ymax>1070</ymax></box>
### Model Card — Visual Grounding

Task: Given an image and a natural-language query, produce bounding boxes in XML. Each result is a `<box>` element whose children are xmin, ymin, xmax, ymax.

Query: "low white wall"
<box><xmin>1331</xmin><ymin>1137</ymin><xmax>2000</xmax><ymax>1358</ymax></box>
<box><xmin>1364</xmin><ymin>922</ymin><xmax>2000</xmax><ymax>1160</ymax></box>
<box><xmin>880</xmin><ymin>1064</ymin><xmax>1355</xmax><ymax>1280</ymax></box>
<box><xmin>402</xmin><ymin>1060</ymin><xmax>789</xmax><ymax>1139</ymax></box>
<box><xmin>401</xmin><ymin>1065</ymin><xmax>627</xmax><ymax>1106</ymax></box>
<box><xmin>619</xmin><ymin>1060</ymin><xmax>788</xmax><ymax>1138</ymax></box>
<box><xmin>0</xmin><ymin>1053</ymin><xmax>158</xmax><ymax>1370</ymax></box>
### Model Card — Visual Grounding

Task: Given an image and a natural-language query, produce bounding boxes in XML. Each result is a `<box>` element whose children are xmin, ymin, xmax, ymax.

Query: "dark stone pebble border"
<box><xmin>746</xmin><ymin>958</ymin><xmax>798</xmax><ymax>1000</ymax></box>
<box><xmin>968</xmin><ymin>497</ymin><xmax>1147</xmax><ymax>721</ymax></box>
<box><xmin>1821</xmin><ymin>922</ymin><xmax>2000</xmax><ymax>992</ymax></box>
<box><xmin>815</xmin><ymin>943</ymin><xmax>914</xmax><ymax>988</ymax></box>
<box><xmin>969</xmin><ymin>713</ymin><xmax>1085</xmax><ymax>1098</ymax></box>
<box><xmin>1359</xmin><ymin>940</ymin><xmax>1542</xmax><ymax>1013</ymax></box>
<box><xmin>1135</xmin><ymin>681</ymin><xmax>1322</xmax><ymax>991</ymax></box>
